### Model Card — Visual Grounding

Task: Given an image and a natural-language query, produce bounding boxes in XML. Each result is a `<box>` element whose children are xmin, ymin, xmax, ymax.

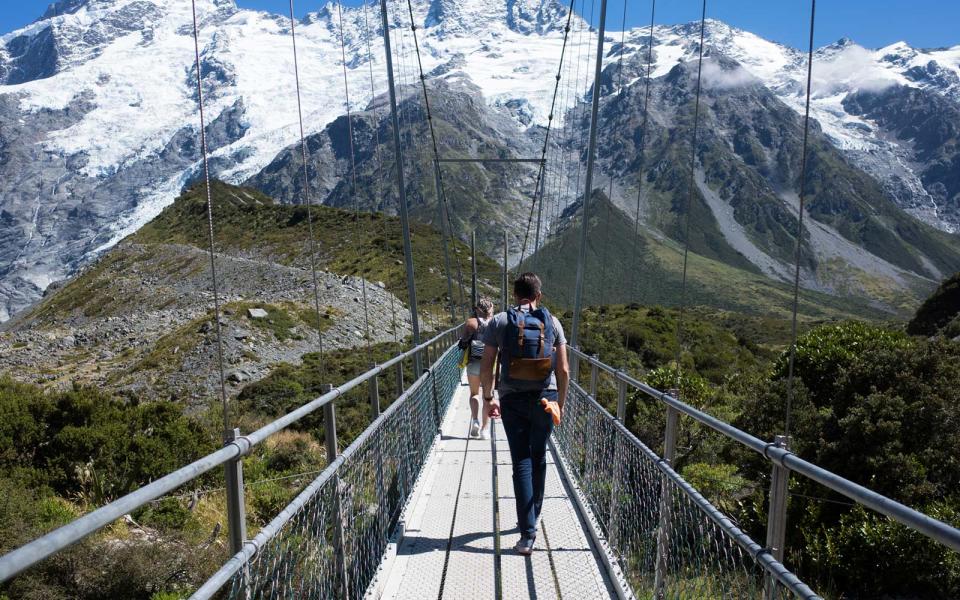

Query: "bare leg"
<box><xmin>480</xmin><ymin>386</ymin><xmax>491</xmax><ymax>432</ymax></box>
<box><xmin>468</xmin><ymin>374</ymin><xmax>481</xmax><ymax>421</ymax></box>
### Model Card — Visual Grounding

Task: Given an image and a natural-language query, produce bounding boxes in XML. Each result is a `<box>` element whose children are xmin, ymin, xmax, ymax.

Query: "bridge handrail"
<box><xmin>192</xmin><ymin>357</ymin><xmax>446</xmax><ymax>598</ymax></box>
<box><xmin>565</xmin><ymin>379</ymin><xmax>820</xmax><ymax>599</ymax></box>
<box><xmin>0</xmin><ymin>325</ymin><xmax>461</xmax><ymax>584</ymax></box>
<box><xmin>568</xmin><ymin>347</ymin><xmax>960</xmax><ymax>553</ymax></box>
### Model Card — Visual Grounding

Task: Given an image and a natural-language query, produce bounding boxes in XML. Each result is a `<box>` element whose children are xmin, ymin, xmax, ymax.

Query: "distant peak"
<box><xmin>41</xmin><ymin>0</ymin><xmax>88</xmax><ymax>20</ymax></box>
<box><xmin>40</xmin><ymin>0</ymin><xmax>237</xmax><ymax>21</ymax></box>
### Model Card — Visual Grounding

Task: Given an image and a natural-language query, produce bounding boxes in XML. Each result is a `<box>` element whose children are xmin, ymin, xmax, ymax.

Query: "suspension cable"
<box><xmin>287</xmin><ymin>0</ymin><xmax>327</xmax><ymax>380</ymax></box>
<box><xmin>190</xmin><ymin>0</ymin><xmax>230</xmax><ymax>435</ymax></box>
<box><xmin>785</xmin><ymin>0</ymin><xmax>817</xmax><ymax>438</ymax></box>
<box><xmin>336</xmin><ymin>0</ymin><xmax>373</xmax><ymax>352</ymax></box>
<box><xmin>672</xmin><ymin>0</ymin><xmax>708</xmax><ymax>393</ymax></box>
<box><xmin>518</xmin><ymin>0</ymin><xmax>578</xmax><ymax>266</ymax></box>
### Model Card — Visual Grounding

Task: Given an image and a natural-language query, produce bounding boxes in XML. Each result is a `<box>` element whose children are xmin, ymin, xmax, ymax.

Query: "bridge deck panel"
<box><xmin>376</xmin><ymin>373</ymin><xmax>616</xmax><ymax>600</ymax></box>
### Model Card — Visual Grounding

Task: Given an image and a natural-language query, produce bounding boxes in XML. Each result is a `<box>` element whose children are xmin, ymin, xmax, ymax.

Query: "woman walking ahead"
<box><xmin>458</xmin><ymin>298</ymin><xmax>495</xmax><ymax>439</ymax></box>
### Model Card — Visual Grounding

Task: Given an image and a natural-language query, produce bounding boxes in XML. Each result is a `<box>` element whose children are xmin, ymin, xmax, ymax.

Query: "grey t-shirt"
<box><xmin>481</xmin><ymin>307</ymin><xmax>567</xmax><ymax>396</ymax></box>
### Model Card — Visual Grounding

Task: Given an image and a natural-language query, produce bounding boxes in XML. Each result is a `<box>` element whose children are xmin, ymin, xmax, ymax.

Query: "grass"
<box><xmin>130</xmin><ymin>180</ymin><xmax>500</xmax><ymax>309</ymax></box>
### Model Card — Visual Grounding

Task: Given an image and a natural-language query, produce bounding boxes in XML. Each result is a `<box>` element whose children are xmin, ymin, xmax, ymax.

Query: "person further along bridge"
<box><xmin>458</xmin><ymin>298</ymin><xmax>495</xmax><ymax>439</ymax></box>
<box><xmin>479</xmin><ymin>272</ymin><xmax>569</xmax><ymax>555</ymax></box>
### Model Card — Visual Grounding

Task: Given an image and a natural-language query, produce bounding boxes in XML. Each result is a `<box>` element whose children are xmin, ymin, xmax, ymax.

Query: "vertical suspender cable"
<box><xmin>402</xmin><ymin>0</ymin><xmax>459</xmax><ymax>325</ymax></box>
<box><xmin>380</xmin><ymin>0</ymin><xmax>422</xmax><ymax>362</ymax></box>
<box><xmin>287</xmin><ymin>0</ymin><xmax>327</xmax><ymax>379</ymax></box>
<box><xmin>628</xmin><ymin>0</ymin><xmax>657</xmax><ymax>308</ymax></box>
<box><xmin>570</xmin><ymin>0</ymin><xmax>598</xmax><ymax>221</ymax></box>
<box><xmin>672</xmin><ymin>0</ymin><xmax>708</xmax><ymax>391</ymax></box>
<box><xmin>336</xmin><ymin>0</ymin><xmax>373</xmax><ymax>350</ymax></box>
<box><xmin>569</xmin><ymin>0</ymin><xmax>609</xmax><ymax>348</ymax></box>
<box><xmin>518</xmin><ymin>0</ymin><xmax>578</xmax><ymax>266</ymax></box>
<box><xmin>190</xmin><ymin>0</ymin><xmax>230</xmax><ymax>435</ymax></box>
<box><xmin>361</xmin><ymin>0</ymin><xmax>401</xmax><ymax>342</ymax></box>
<box><xmin>597</xmin><ymin>0</ymin><xmax>630</xmax><ymax>309</ymax></box>
<box><xmin>561</xmin><ymin>0</ymin><xmax>588</xmax><ymax>221</ymax></box>
<box><xmin>785</xmin><ymin>0</ymin><xmax>817</xmax><ymax>438</ymax></box>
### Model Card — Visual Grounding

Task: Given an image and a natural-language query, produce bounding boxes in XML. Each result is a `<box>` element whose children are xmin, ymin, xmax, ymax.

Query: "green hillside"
<box><xmin>131</xmin><ymin>180</ymin><xmax>498</xmax><ymax>310</ymax></box>
<box><xmin>524</xmin><ymin>194</ymin><xmax>897</xmax><ymax>321</ymax></box>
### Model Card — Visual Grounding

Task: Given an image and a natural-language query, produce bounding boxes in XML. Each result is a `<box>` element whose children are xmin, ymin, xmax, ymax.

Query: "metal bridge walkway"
<box><xmin>373</xmin><ymin>374</ymin><xmax>616</xmax><ymax>599</ymax></box>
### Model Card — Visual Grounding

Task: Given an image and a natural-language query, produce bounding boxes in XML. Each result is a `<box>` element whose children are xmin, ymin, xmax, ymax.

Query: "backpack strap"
<box><xmin>516</xmin><ymin>313</ymin><xmax>525</xmax><ymax>352</ymax></box>
<box><xmin>537</xmin><ymin>320</ymin><xmax>545</xmax><ymax>357</ymax></box>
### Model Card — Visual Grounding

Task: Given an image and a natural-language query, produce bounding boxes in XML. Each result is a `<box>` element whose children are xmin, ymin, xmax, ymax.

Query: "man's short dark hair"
<box><xmin>514</xmin><ymin>272</ymin><xmax>542</xmax><ymax>300</ymax></box>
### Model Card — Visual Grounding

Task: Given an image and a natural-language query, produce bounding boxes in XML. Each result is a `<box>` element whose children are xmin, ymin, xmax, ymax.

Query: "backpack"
<box><xmin>469</xmin><ymin>317</ymin><xmax>489</xmax><ymax>360</ymax></box>
<box><xmin>501</xmin><ymin>305</ymin><xmax>556</xmax><ymax>385</ymax></box>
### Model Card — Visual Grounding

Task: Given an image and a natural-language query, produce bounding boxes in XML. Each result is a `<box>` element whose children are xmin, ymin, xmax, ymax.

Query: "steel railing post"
<box><xmin>322</xmin><ymin>384</ymin><xmax>337</xmax><ymax>463</ymax></box>
<box><xmin>570</xmin><ymin>347</ymin><xmax>580</xmax><ymax>385</ymax></box>
<box><xmin>764</xmin><ymin>435</ymin><xmax>792</xmax><ymax>600</ymax></box>
<box><xmin>616</xmin><ymin>374</ymin><xmax>627</xmax><ymax>422</ymax></box>
<box><xmin>589</xmin><ymin>354</ymin><xmax>599</xmax><ymax>398</ymax></box>
<box><xmin>654</xmin><ymin>401</ymin><xmax>679</xmax><ymax>598</ymax></box>
<box><xmin>370</xmin><ymin>368</ymin><xmax>381</xmax><ymax>420</ymax></box>
<box><xmin>428</xmin><ymin>367</ymin><xmax>440</xmax><ymax>432</ymax></box>
<box><xmin>395</xmin><ymin>361</ymin><xmax>405</xmax><ymax>394</ymax></box>
<box><xmin>608</xmin><ymin>374</ymin><xmax>629</xmax><ymax>550</ymax></box>
<box><xmin>224</xmin><ymin>428</ymin><xmax>247</xmax><ymax>556</ymax></box>
<box><xmin>321</xmin><ymin>383</ymin><xmax>349</xmax><ymax>598</ymax></box>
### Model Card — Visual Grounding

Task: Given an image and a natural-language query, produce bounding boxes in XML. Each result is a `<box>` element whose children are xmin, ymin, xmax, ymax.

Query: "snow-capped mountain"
<box><xmin>610</xmin><ymin>20</ymin><xmax>960</xmax><ymax>233</ymax></box>
<box><xmin>0</xmin><ymin>0</ymin><xmax>958</xmax><ymax>322</ymax></box>
<box><xmin>0</xmin><ymin>0</ymin><xmax>593</xmax><ymax>322</ymax></box>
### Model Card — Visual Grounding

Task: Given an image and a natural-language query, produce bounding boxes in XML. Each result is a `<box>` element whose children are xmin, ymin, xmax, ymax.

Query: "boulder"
<box><xmin>247</xmin><ymin>308</ymin><xmax>269</xmax><ymax>319</ymax></box>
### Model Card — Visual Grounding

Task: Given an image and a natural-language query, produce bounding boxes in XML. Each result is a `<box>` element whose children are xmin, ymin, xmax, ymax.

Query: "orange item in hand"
<box><xmin>540</xmin><ymin>398</ymin><xmax>562</xmax><ymax>425</ymax></box>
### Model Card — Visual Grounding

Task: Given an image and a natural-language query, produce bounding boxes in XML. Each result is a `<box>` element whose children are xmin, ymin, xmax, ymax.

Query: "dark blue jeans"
<box><xmin>500</xmin><ymin>389</ymin><xmax>557</xmax><ymax>538</ymax></box>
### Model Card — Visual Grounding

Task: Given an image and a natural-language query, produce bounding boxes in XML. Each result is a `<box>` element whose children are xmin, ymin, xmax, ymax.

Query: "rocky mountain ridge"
<box><xmin>0</xmin><ymin>0</ymin><xmax>958</xmax><ymax>320</ymax></box>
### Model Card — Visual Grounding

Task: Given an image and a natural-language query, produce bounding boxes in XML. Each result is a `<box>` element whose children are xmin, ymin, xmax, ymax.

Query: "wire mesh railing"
<box><xmin>195</xmin><ymin>341</ymin><xmax>463</xmax><ymax>599</ymax></box>
<box><xmin>553</xmin><ymin>381</ymin><xmax>813</xmax><ymax>599</ymax></box>
<box><xmin>560</xmin><ymin>347</ymin><xmax>960</xmax><ymax>600</ymax></box>
<box><xmin>0</xmin><ymin>326</ymin><xmax>463</xmax><ymax>598</ymax></box>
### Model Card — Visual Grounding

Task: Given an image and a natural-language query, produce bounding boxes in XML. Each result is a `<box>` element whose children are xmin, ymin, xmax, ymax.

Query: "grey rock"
<box><xmin>247</xmin><ymin>308</ymin><xmax>268</xmax><ymax>319</ymax></box>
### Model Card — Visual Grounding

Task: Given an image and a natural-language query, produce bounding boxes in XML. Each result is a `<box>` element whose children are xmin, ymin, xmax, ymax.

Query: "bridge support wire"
<box><xmin>380</xmin><ymin>0</ymin><xmax>422</xmax><ymax>370</ymax></box>
<box><xmin>569</xmin><ymin>0</ymin><xmax>610</xmax><ymax>348</ymax></box>
<box><xmin>519</xmin><ymin>0</ymin><xmax>578</xmax><ymax>266</ymax></box>
<box><xmin>673</xmin><ymin>0</ymin><xmax>708</xmax><ymax>390</ymax></box>
<box><xmin>434</xmin><ymin>162</ymin><xmax>457</xmax><ymax>323</ymax></box>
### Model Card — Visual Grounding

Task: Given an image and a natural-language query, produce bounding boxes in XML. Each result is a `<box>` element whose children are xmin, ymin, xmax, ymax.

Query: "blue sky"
<box><xmin>1</xmin><ymin>1</ymin><xmax>958</xmax><ymax>51</ymax></box>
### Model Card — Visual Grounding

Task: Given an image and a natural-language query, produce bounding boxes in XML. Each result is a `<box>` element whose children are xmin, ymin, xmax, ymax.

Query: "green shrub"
<box><xmin>738</xmin><ymin>323</ymin><xmax>960</xmax><ymax>597</ymax></box>
<box><xmin>135</xmin><ymin>498</ymin><xmax>191</xmax><ymax>532</ymax></box>
<box><xmin>0</xmin><ymin>379</ymin><xmax>218</xmax><ymax>501</ymax></box>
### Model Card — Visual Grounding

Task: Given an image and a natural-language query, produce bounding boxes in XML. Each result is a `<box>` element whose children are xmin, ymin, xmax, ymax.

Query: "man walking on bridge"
<box><xmin>480</xmin><ymin>272</ymin><xmax>569</xmax><ymax>555</ymax></box>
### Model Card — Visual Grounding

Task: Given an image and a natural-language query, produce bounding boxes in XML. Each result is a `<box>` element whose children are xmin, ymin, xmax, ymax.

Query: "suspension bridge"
<box><xmin>1</xmin><ymin>0</ymin><xmax>959</xmax><ymax>598</ymax></box>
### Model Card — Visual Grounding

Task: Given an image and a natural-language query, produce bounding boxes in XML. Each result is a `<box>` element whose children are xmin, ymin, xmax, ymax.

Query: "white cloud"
<box><xmin>811</xmin><ymin>45</ymin><xmax>900</xmax><ymax>96</ymax></box>
<box><xmin>700</xmin><ymin>58</ymin><xmax>758</xmax><ymax>91</ymax></box>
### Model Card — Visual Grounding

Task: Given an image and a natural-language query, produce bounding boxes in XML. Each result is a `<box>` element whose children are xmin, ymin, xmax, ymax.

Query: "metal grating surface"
<box><xmin>377</xmin><ymin>376</ymin><xmax>616</xmax><ymax>599</ymax></box>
